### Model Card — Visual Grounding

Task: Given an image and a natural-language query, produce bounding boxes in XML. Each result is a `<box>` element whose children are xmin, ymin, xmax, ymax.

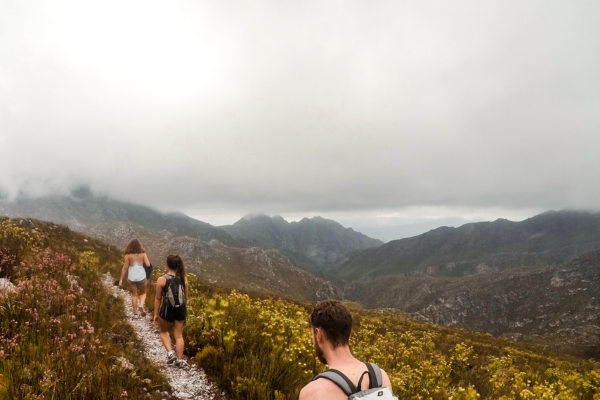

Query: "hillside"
<box><xmin>125</xmin><ymin>249</ymin><xmax>600</xmax><ymax>400</ymax></box>
<box><xmin>0</xmin><ymin>217</ymin><xmax>174</xmax><ymax>398</ymax></box>
<box><xmin>5</xmin><ymin>219</ymin><xmax>600</xmax><ymax>399</ymax></box>
<box><xmin>345</xmin><ymin>249</ymin><xmax>600</xmax><ymax>358</ymax></box>
<box><xmin>220</xmin><ymin>213</ymin><xmax>383</xmax><ymax>272</ymax></box>
<box><xmin>0</xmin><ymin>195</ymin><xmax>337</xmax><ymax>301</ymax></box>
<box><xmin>0</xmin><ymin>193</ymin><xmax>236</xmax><ymax>245</ymax></box>
<box><xmin>338</xmin><ymin>209</ymin><xmax>600</xmax><ymax>280</ymax></box>
<box><xmin>6</xmin><ymin>217</ymin><xmax>600</xmax><ymax>399</ymax></box>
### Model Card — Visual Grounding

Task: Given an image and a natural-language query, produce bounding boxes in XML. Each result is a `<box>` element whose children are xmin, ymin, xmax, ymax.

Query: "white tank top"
<box><xmin>128</xmin><ymin>254</ymin><xmax>146</xmax><ymax>282</ymax></box>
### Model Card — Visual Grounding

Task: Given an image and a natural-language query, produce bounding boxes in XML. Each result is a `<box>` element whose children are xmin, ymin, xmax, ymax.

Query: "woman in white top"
<box><xmin>119</xmin><ymin>238</ymin><xmax>151</xmax><ymax>318</ymax></box>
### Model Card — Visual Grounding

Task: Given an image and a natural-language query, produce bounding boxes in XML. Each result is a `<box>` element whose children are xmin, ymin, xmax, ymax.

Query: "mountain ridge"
<box><xmin>0</xmin><ymin>195</ymin><xmax>338</xmax><ymax>300</ymax></box>
<box><xmin>220</xmin><ymin>213</ymin><xmax>383</xmax><ymax>272</ymax></box>
<box><xmin>337</xmin><ymin>209</ymin><xmax>600</xmax><ymax>280</ymax></box>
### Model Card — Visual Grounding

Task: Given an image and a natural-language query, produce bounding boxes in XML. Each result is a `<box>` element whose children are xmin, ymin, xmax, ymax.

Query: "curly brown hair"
<box><xmin>309</xmin><ymin>300</ymin><xmax>353</xmax><ymax>348</ymax></box>
<box><xmin>123</xmin><ymin>239</ymin><xmax>145</xmax><ymax>255</ymax></box>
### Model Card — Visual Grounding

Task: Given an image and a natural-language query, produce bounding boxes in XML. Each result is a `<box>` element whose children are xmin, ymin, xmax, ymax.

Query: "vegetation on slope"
<box><xmin>0</xmin><ymin>218</ymin><xmax>169</xmax><ymax>399</ymax></box>
<box><xmin>108</xmin><ymin>262</ymin><xmax>600</xmax><ymax>399</ymax></box>
<box><xmin>345</xmin><ymin>254</ymin><xmax>600</xmax><ymax>359</ymax></box>
<box><xmin>5</xmin><ymin>215</ymin><xmax>600</xmax><ymax>399</ymax></box>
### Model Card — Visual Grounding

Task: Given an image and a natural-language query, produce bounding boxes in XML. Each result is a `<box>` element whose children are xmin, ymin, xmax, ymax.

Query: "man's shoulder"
<box><xmin>299</xmin><ymin>376</ymin><xmax>347</xmax><ymax>400</ymax></box>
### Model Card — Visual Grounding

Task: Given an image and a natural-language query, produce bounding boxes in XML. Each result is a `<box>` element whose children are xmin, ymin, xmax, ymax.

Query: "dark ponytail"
<box><xmin>166</xmin><ymin>255</ymin><xmax>186</xmax><ymax>282</ymax></box>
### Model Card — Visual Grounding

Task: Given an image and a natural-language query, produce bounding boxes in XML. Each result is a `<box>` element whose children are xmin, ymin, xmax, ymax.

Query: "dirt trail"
<box><xmin>103</xmin><ymin>273</ymin><xmax>223</xmax><ymax>400</ymax></box>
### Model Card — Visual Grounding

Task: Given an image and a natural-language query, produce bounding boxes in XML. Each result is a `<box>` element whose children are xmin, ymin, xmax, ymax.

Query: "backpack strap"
<box><xmin>365</xmin><ymin>363</ymin><xmax>383</xmax><ymax>389</ymax></box>
<box><xmin>312</xmin><ymin>370</ymin><xmax>357</xmax><ymax>396</ymax></box>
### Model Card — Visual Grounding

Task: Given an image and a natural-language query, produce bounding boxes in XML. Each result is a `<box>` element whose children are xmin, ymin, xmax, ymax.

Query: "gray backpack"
<box><xmin>312</xmin><ymin>363</ymin><xmax>398</xmax><ymax>399</ymax></box>
<box><xmin>163</xmin><ymin>275</ymin><xmax>186</xmax><ymax>308</ymax></box>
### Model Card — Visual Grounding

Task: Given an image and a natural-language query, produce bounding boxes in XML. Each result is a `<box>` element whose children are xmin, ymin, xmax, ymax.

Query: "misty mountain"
<box><xmin>220</xmin><ymin>213</ymin><xmax>383</xmax><ymax>272</ymax></box>
<box><xmin>338</xmin><ymin>210</ymin><xmax>600</xmax><ymax>280</ymax></box>
<box><xmin>0</xmin><ymin>195</ymin><xmax>339</xmax><ymax>300</ymax></box>
<box><xmin>0</xmin><ymin>193</ymin><xmax>237</xmax><ymax>245</ymax></box>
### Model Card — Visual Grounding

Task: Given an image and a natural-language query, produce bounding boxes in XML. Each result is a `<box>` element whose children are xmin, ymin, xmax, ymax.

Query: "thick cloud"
<box><xmin>1</xmin><ymin>0</ymin><xmax>599</xmax><ymax>224</ymax></box>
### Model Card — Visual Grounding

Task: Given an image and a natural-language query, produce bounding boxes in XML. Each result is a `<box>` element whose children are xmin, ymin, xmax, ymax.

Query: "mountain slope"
<box><xmin>220</xmin><ymin>213</ymin><xmax>383</xmax><ymax>272</ymax></box>
<box><xmin>338</xmin><ymin>210</ymin><xmax>600</xmax><ymax>280</ymax></box>
<box><xmin>0</xmin><ymin>194</ymin><xmax>237</xmax><ymax>245</ymax></box>
<box><xmin>345</xmin><ymin>249</ymin><xmax>600</xmax><ymax>357</ymax></box>
<box><xmin>0</xmin><ymin>195</ymin><xmax>339</xmax><ymax>301</ymax></box>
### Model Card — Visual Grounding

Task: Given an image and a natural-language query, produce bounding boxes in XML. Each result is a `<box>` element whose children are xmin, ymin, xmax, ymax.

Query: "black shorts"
<box><xmin>159</xmin><ymin>303</ymin><xmax>187</xmax><ymax>323</ymax></box>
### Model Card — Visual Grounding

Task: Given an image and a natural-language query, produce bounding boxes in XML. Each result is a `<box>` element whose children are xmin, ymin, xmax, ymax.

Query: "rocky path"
<box><xmin>102</xmin><ymin>273</ymin><xmax>223</xmax><ymax>400</ymax></box>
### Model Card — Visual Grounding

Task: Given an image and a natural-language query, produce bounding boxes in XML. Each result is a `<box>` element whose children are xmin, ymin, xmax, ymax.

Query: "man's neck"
<box><xmin>324</xmin><ymin>345</ymin><xmax>358</xmax><ymax>370</ymax></box>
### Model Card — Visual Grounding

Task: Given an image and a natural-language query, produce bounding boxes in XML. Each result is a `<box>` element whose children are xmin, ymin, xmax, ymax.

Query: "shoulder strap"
<box><xmin>312</xmin><ymin>370</ymin><xmax>357</xmax><ymax>396</ymax></box>
<box><xmin>365</xmin><ymin>363</ymin><xmax>383</xmax><ymax>389</ymax></box>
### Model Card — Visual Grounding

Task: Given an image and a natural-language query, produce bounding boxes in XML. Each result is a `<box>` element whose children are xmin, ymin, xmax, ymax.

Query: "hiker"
<box><xmin>299</xmin><ymin>300</ymin><xmax>397</xmax><ymax>400</ymax></box>
<box><xmin>119</xmin><ymin>238</ymin><xmax>151</xmax><ymax>319</ymax></box>
<box><xmin>154</xmin><ymin>254</ymin><xmax>188</xmax><ymax>368</ymax></box>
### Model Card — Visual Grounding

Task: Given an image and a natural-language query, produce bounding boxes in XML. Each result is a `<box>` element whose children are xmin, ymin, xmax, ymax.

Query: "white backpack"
<box><xmin>312</xmin><ymin>363</ymin><xmax>398</xmax><ymax>399</ymax></box>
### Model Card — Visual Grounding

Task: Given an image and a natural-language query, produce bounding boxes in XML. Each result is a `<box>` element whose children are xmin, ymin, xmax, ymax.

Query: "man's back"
<box><xmin>299</xmin><ymin>359</ymin><xmax>392</xmax><ymax>400</ymax></box>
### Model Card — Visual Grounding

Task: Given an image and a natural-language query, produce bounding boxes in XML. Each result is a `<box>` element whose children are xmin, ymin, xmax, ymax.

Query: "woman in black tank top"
<box><xmin>154</xmin><ymin>255</ymin><xmax>189</xmax><ymax>368</ymax></box>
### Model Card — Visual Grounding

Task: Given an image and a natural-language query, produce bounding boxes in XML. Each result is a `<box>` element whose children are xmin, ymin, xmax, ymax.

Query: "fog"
<box><xmin>1</xmin><ymin>0</ymin><xmax>599</xmax><ymax>236</ymax></box>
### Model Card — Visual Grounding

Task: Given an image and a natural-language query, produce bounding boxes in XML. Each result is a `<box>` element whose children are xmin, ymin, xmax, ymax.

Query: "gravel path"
<box><xmin>103</xmin><ymin>273</ymin><xmax>223</xmax><ymax>400</ymax></box>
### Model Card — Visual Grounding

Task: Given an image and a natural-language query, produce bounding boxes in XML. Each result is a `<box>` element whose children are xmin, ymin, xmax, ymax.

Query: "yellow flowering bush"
<box><xmin>184</xmin><ymin>280</ymin><xmax>600</xmax><ymax>400</ymax></box>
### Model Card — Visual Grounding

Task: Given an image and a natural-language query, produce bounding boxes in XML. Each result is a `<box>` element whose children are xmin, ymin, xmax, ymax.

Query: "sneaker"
<box><xmin>173</xmin><ymin>359</ymin><xmax>187</xmax><ymax>369</ymax></box>
<box><xmin>166</xmin><ymin>351</ymin><xmax>176</xmax><ymax>364</ymax></box>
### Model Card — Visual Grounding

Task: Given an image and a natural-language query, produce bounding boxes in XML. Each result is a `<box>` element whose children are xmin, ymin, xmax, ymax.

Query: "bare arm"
<box><xmin>381</xmin><ymin>369</ymin><xmax>392</xmax><ymax>391</ymax></box>
<box><xmin>154</xmin><ymin>276</ymin><xmax>166</xmax><ymax>323</ymax></box>
<box><xmin>118</xmin><ymin>256</ymin><xmax>128</xmax><ymax>286</ymax></box>
<box><xmin>143</xmin><ymin>253</ymin><xmax>150</xmax><ymax>267</ymax></box>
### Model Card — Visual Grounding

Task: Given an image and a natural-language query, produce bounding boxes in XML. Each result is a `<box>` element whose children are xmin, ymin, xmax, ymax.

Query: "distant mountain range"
<box><xmin>337</xmin><ymin>210</ymin><xmax>600</xmax><ymax>280</ymax></box>
<box><xmin>220</xmin><ymin>213</ymin><xmax>383</xmax><ymax>272</ymax></box>
<box><xmin>4</xmin><ymin>194</ymin><xmax>600</xmax><ymax>356</ymax></box>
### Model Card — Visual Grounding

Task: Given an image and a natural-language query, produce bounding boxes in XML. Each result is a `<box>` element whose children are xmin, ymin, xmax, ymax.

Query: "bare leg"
<box><xmin>158</xmin><ymin>317</ymin><xmax>173</xmax><ymax>353</ymax></box>
<box><xmin>174</xmin><ymin>320</ymin><xmax>185</xmax><ymax>360</ymax></box>
<box><xmin>138</xmin><ymin>282</ymin><xmax>147</xmax><ymax>311</ymax></box>
<box><xmin>130</xmin><ymin>283</ymin><xmax>138</xmax><ymax>312</ymax></box>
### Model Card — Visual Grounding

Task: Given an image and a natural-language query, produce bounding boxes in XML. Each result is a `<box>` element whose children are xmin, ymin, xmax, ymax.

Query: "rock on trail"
<box><xmin>102</xmin><ymin>273</ymin><xmax>223</xmax><ymax>400</ymax></box>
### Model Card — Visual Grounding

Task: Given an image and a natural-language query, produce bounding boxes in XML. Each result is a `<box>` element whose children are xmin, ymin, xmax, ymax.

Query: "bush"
<box><xmin>182</xmin><ymin>280</ymin><xmax>600</xmax><ymax>400</ymax></box>
<box><xmin>0</xmin><ymin>219</ymin><xmax>168</xmax><ymax>399</ymax></box>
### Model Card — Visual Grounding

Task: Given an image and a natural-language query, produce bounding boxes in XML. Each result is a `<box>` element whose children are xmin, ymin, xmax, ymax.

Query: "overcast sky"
<box><xmin>1</xmin><ymin>1</ymin><xmax>599</xmax><ymax>236</ymax></box>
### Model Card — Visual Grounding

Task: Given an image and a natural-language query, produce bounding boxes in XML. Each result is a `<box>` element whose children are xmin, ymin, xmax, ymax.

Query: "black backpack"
<box><xmin>312</xmin><ymin>363</ymin><xmax>397</xmax><ymax>399</ymax></box>
<box><xmin>162</xmin><ymin>275</ymin><xmax>186</xmax><ymax>308</ymax></box>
